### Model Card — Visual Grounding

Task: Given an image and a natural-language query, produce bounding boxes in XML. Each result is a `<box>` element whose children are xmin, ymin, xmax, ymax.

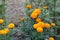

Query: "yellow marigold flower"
<box><xmin>0</xmin><ymin>30</ymin><xmax>5</xmax><ymax>34</ymax></box>
<box><xmin>36</xmin><ymin>27</ymin><xmax>43</xmax><ymax>32</ymax></box>
<box><xmin>33</xmin><ymin>8</ymin><xmax>41</xmax><ymax>15</ymax></box>
<box><xmin>8</xmin><ymin>23</ymin><xmax>15</xmax><ymax>28</ymax></box>
<box><xmin>37</xmin><ymin>22</ymin><xmax>45</xmax><ymax>28</ymax></box>
<box><xmin>30</xmin><ymin>13</ymin><xmax>38</xmax><ymax>18</ymax></box>
<box><xmin>49</xmin><ymin>37</ymin><xmax>54</xmax><ymax>40</ymax></box>
<box><xmin>51</xmin><ymin>23</ymin><xmax>56</xmax><ymax>26</ymax></box>
<box><xmin>43</xmin><ymin>6</ymin><xmax>48</xmax><ymax>9</ymax></box>
<box><xmin>0</xmin><ymin>28</ymin><xmax>9</xmax><ymax>35</ymax></box>
<box><xmin>26</xmin><ymin>4</ymin><xmax>32</xmax><ymax>9</ymax></box>
<box><xmin>36</xmin><ymin>18</ymin><xmax>42</xmax><ymax>22</ymax></box>
<box><xmin>4</xmin><ymin>28</ymin><xmax>10</xmax><ymax>33</ymax></box>
<box><xmin>45</xmin><ymin>23</ymin><xmax>50</xmax><ymax>29</ymax></box>
<box><xmin>33</xmin><ymin>24</ymin><xmax>39</xmax><ymax>29</ymax></box>
<box><xmin>1</xmin><ymin>30</ymin><xmax>8</xmax><ymax>35</ymax></box>
<box><xmin>0</xmin><ymin>19</ymin><xmax>4</xmax><ymax>24</ymax></box>
<box><xmin>1</xmin><ymin>28</ymin><xmax>10</xmax><ymax>35</ymax></box>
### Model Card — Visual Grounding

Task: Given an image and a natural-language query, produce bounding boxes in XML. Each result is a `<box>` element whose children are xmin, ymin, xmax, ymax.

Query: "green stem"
<box><xmin>53</xmin><ymin>0</ymin><xmax>57</xmax><ymax>16</ymax></box>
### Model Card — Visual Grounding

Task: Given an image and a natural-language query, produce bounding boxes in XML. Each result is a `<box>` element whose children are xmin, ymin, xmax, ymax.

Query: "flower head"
<box><xmin>8</xmin><ymin>23</ymin><xmax>15</xmax><ymax>28</ymax></box>
<box><xmin>33</xmin><ymin>8</ymin><xmax>41</xmax><ymax>15</ymax></box>
<box><xmin>45</xmin><ymin>23</ymin><xmax>50</xmax><ymax>29</ymax></box>
<box><xmin>51</xmin><ymin>23</ymin><xmax>56</xmax><ymax>26</ymax></box>
<box><xmin>36</xmin><ymin>27</ymin><xmax>43</xmax><ymax>32</ymax></box>
<box><xmin>36</xmin><ymin>18</ymin><xmax>42</xmax><ymax>22</ymax></box>
<box><xmin>37</xmin><ymin>22</ymin><xmax>45</xmax><ymax>28</ymax></box>
<box><xmin>49</xmin><ymin>37</ymin><xmax>54</xmax><ymax>40</ymax></box>
<box><xmin>26</xmin><ymin>4</ymin><xmax>32</xmax><ymax>9</ymax></box>
<box><xmin>0</xmin><ymin>19</ymin><xmax>4</xmax><ymax>24</ymax></box>
<box><xmin>30</xmin><ymin>13</ymin><xmax>38</xmax><ymax>18</ymax></box>
<box><xmin>0</xmin><ymin>28</ymin><xmax>10</xmax><ymax>35</ymax></box>
<box><xmin>33</xmin><ymin>24</ymin><xmax>39</xmax><ymax>29</ymax></box>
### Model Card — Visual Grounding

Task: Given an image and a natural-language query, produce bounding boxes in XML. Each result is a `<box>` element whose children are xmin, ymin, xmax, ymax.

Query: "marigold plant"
<box><xmin>0</xmin><ymin>0</ymin><xmax>15</xmax><ymax>40</ymax></box>
<box><xmin>20</xmin><ymin>0</ymin><xmax>59</xmax><ymax>40</ymax></box>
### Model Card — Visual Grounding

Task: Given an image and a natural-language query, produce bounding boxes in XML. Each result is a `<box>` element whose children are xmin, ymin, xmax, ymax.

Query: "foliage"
<box><xmin>0</xmin><ymin>0</ymin><xmax>15</xmax><ymax>40</ymax></box>
<box><xmin>20</xmin><ymin>0</ymin><xmax>60</xmax><ymax>40</ymax></box>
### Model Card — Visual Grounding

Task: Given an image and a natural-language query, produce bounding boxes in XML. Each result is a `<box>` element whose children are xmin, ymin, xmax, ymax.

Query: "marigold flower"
<box><xmin>37</xmin><ymin>22</ymin><xmax>45</xmax><ymax>28</ymax></box>
<box><xmin>51</xmin><ymin>23</ymin><xmax>56</xmax><ymax>26</ymax></box>
<box><xmin>0</xmin><ymin>28</ymin><xmax>10</xmax><ymax>35</ymax></box>
<box><xmin>30</xmin><ymin>8</ymin><xmax>41</xmax><ymax>18</ymax></box>
<box><xmin>4</xmin><ymin>28</ymin><xmax>10</xmax><ymax>33</ymax></box>
<box><xmin>33</xmin><ymin>24</ymin><xmax>39</xmax><ymax>29</ymax></box>
<box><xmin>30</xmin><ymin>13</ymin><xmax>38</xmax><ymax>18</ymax></box>
<box><xmin>26</xmin><ymin>4</ymin><xmax>32</xmax><ymax>9</ymax></box>
<box><xmin>33</xmin><ymin>8</ymin><xmax>41</xmax><ymax>15</ymax></box>
<box><xmin>8</xmin><ymin>23</ymin><xmax>15</xmax><ymax>28</ymax></box>
<box><xmin>36</xmin><ymin>27</ymin><xmax>43</xmax><ymax>32</ymax></box>
<box><xmin>43</xmin><ymin>6</ymin><xmax>48</xmax><ymax>9</ymax></box>
<box><xmin>0</xmin><ymin>30</ymin><xmax>5</xmax><ymax>34</ymax></box>
<box><xmin>49</xmin><ymin>37</ymin><xmax>54</xmax><ymax>40</ymax></box>
<box><xmin>45</xmin><ymin>23</ymin><xmax>50</xmax><ymax>29</ymax></box>
<box><xmin>36</xmin><ymin>18</ymin><xmax>42</xmax><ymax>22</ymax></box>
<box><xmin>0</xmin><ymin>19</ymin><xmax>4</xmax><ymax>24</ymax></box>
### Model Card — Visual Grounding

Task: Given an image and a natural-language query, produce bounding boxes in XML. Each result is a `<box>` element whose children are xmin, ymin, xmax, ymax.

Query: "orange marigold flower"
<box><xmin>26</xmin><ymin>4</ymin><xmax>32</xmax><ymax>9</ymax></box>
<box><xmin>33</xmin><ymin>24</ymin><xmax>39</xmax><ymax>29</ymax></box>
<box><xmin>30</xmin><ymin>13</ymin><xmax>38</xmax><ymax>18</ymax></box>
<box><xmin>8</xmin><ymin>23</ymin><xmax>15</xmax><ymax>28</ymax></box>
<box><xmin>36</xmin><ymin>27</ymin><xmax>43</xmax><ymax>32</ymax></box>
<box><xmin>33</xmin><ymin>8</ymin><xmax>41</xmax><ymax>15</ymax></box>
<box><xmin>37</xmin><ymin>22</ymin><xmax>45</xmax><ymax>28</ymax></box>
<box><xmin>45</xmin><ymin>23</ymin><xmax>50</xmax><ymax>29</ymax></box>
<box><xmin>36</xmin><ymin>18</ymin><xmax>42</xmax><ymax>22</ymax></box>
<box><xmin>43</xmin><ymin>6</ymin><xmax>48</xmax><ymax>9</ymax></box>
<box><xmin>51</xmin><ymin>23</ymin><xmax>56</xmax><ymax>26</ymax></box>
<box><xmin>0</xmin><ymin>19</ymin><xmax>4</xmax><ymax>24</ymax></box>
<box><xmin>49</xmin><ymin>37</ymin><xmax>54</xmax><ymax>40</ymax></box>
